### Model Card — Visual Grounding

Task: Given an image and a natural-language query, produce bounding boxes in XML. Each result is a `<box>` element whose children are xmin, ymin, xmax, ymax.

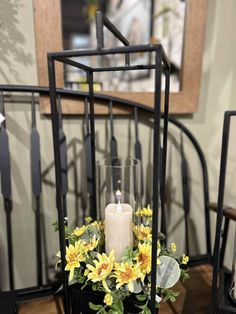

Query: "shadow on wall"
<box><xmin>0</xmin><ymin>0</ymin><xmax>33</xmax><ymax>83</ymax></box>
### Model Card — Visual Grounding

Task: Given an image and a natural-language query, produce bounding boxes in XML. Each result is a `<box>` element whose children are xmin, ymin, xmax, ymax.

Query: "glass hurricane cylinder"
<box><xmin>96</xmin><ymin>157</ymin><xmax>141</xmax><ymax>261</ymax></box>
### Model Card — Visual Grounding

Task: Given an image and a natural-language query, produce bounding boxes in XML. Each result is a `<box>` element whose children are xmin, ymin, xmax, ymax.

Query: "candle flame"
<box><xmin>116</xmin><ymin>189</ymin><xmax>122</xmax><ymax>201</ymax></box>
<box><xmin>116</xmin><ymin>189</ymin><xmax>122</xmax><ymax>212</ymax></box>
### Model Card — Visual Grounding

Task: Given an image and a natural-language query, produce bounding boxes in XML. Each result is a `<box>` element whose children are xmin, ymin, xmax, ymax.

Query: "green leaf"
<box><xmin>170</xmin><ymin>291</ymin><xmax>179</xmax><ymax>298</ymax></box>
<box><xmin>90</xmin><ymin>251</ymin><xmax>99</xmax><ymax>259</ymax></box>
<box><xmin>169</xmin><ymin>295</ymin><xmax>176</xmax><ymax>302</ymax></box>
<box><xmin>143</xmin><ymin>307</ymin><xmax>152</xmax><ymax>314</ymax></box>
<box><xmin>136</xmin><ymin>302</ymin><xmax>151</xmax><ymax>314</ymax></box>
<box><xmin>180</xmin><ymin>268</ymin><xmax>190</xmax><ymax>282</ymax></box>
<box><xmin>87</xmin><ymin>225</ymin><xmax>100</xmax><ymax>238</ymax></box>
<box><xmin>155</xmin><ymin>302</ymin><xmax>160</xmax><ymax>309</ymax></box>
<box><xmin>121</xmin><ymin>247</ymin><xmax>136</xmax><ymax>262</ymax></box>
<box><xmin>135</xmin><ymin>304</ymin><xmax>145</xmax><ymax>310</ymax></box>
<box><xmin>160</xmin><ymin>288</ymin><xmax>179</xmax><ymax>303</ymax></box>
<box><xmin>158</xmin><ymin>232</ymin><xmax>166</xmax><ymax>240</ymax></box>
<box><xmin>162</xmin><ymin>294</ymin><xmax>170</xmax><ymax>303</ymax></box>
<box><xmin>109</xmin><ymin>298</ymin><xmax>124</xmax><ymax>313</ymax></box>
<box><xmin>52</xmin><ymin>220</ymin><xmax>59</xmax><ymax>232</ymax></box>
<box><xmin>89</xmin><ymin>302</ymin><xmax>103</xmax><ymax>311</ymax></box>
<box><xmin>79</xmin><ymin>231</ymin><xmax>90</xmax><ymax>242</ymax></box>
<box><xmin>136</xmin><ymin>294</ymin><xmax>147</xmax><ymax>302</ymax></box>
<box><xmin>132</xmin><ymin>280</ymin><xmax>142</xmax><ymax>293</ymax></box>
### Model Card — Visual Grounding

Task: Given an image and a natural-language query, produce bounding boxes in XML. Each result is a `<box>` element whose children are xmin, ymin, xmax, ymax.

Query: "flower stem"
<box><xmin>97</xmin><ymin>304</ymin><xmax>108</xmax><ymax>314</ymax></box>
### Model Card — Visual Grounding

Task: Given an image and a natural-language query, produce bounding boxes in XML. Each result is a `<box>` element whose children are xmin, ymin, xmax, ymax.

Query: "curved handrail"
<box><xmin>0</xmin><ymin>84</ymin><xmax>211</xmax><ymax>257</ymax></box>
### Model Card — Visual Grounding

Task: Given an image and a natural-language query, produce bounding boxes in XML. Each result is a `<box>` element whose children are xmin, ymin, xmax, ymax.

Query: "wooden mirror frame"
<box><xmin>33</xmin><ymin>0</ymin><xmax>208</xmax><ymax>114</ymax></box>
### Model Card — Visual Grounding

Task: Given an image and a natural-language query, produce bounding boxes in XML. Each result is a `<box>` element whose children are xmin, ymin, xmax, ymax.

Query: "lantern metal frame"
<box><xmin>211</xmin><ymin>110</ymin><xmax>236</xmax><ymax>313</ymax></box>
<box><xmin>48</xmin><ymin>11</ymin><xmax>170</xmax><ymax>314</ymax></box>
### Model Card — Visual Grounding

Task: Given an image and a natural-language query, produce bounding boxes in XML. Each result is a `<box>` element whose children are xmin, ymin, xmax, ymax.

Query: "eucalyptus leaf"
<box><xmin>80</xmin><ymin>231</ymin><xmax>90</xmax><ymax>242</ymax></box>
<box><xmin>90</xmin><ymin>251</ymin><xmax>99</xmax><ymax>259</ymax></box>
<box><xmin>89</xmin><ymin>302</ymin><xmax>103</xmax><ymax>311</ymax></box>
<box><xmin>87</xmin><ymin>225</ymin><xmax>99</xmax><ymax>237</ymax></box>
<box><xmin>132</xmin><ymin>280</ymin><xmax>142</xmax><ymax>293</ymax></box>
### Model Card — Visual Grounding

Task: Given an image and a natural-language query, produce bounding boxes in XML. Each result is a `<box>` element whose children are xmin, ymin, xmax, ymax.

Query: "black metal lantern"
<box><xmin>211</xmin><ymin>111</ymin><xmax>236</xmax><ymax>313</ymax></box>
<box><xmin>48</xmin><ymin>11</ymin><xmax>170</xmax><ymax>314</ymax></box>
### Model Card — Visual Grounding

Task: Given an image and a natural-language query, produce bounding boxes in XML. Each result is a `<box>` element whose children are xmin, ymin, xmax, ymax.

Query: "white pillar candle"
<box><xmin>105</xmin><ymin>202</ymin><xmax>133</xmax><ymax>262</ymax></box>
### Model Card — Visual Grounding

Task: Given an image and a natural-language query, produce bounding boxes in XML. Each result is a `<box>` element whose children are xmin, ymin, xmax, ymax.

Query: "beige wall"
<box><xmin>180</xmin><ymin>0</ymin><xmax>236</xmax><ymax>269</ymax></box>
<box><xmin>0</xmin><ymin>0</ymin><xmax>236</xmax><ymax>290</ymax></box>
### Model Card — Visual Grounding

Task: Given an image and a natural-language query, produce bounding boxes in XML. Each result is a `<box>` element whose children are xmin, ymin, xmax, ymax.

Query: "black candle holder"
<box><xmin>48</xmin><ymin>11</ymin><xmax>170</xmax><ymax>314</ymax></box>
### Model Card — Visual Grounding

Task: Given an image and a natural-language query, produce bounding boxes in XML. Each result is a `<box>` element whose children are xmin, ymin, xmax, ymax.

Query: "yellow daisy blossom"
<box><xmin>135</xmin><ymin>205</ymin><xmax>153</xmax><ymax>217</ymax></box>
<box><xmin>83</xmin><ymin>235</ymin><xmax>99</xmax><ymax>252</ymax></box>
<box><xmin>72</xmin><ymin>225</ymin><xmax>87</xmax><ymax>237</ymax></box>
<box><xmin>182</xmin><ymin>254</ymin><xmax>189</xmax><ymax>265</ymax></box>
<box><xmin>133</xmin><ymin>224</ymin><xmax>152</xmax><ymax>241</ymax></box>
<box><xmin>170</xmin><ymin>242</ymin><xmax>177</xmax><ymax>253</ymax></box>
<box><xmin>86</xmin><ymin>250</ymin><xmax>115</xmax><ymax>292</ymax></box>
<box><xmin>104</xmin><ymin>293</ymin><xmax>113</xmax><ymax>306</ymax></box>
<box><xmin>113</xmin><ymin>262</ymin><xmax>141</xmax><ymax>292</ymax></box>
<box><xmin>85</xmin><ymin>216</ymin><xmax>93</xmax><ymax>224</ymax></box>
<box><xmin>65</xmin><ymin>241</ymin><xmax>87</xmax><ymax>281</ymax></box>
<box><xmin>91</xmin><ymin>220</ymin><xmax>104</xmax><ymax>231</ymax></box>
<box><xmin>137</xmin><ymin>242</ymin><xmax>152</xmax><ymax>276</ymax></box>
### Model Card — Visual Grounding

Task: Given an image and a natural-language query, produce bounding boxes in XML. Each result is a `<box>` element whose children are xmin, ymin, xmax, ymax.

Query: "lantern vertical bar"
<box><xmin>0</xmin><ymin>92</ymin><xmax>14</xmax><ymax>290</ymax></box>
<box><xmin>219</xmin><ymin>217</ymin><xmax>229</xmax><ymax>268</ymax></box>
<box><xmin>204</xmin><ymin>163</ymin><xmax>211</xmax><ymax>258</ymax></box>
<box><xmin>150</xmin><ymin>46</ymin><xmax>162</xmax><ymax>313</ymax></box>
<box><xmin>211</xmin><ymin>112</ymin><xmax>231</xmax><ymax>313</ymax></box>
<box><xmin>5</xmin><ymin>199</ymin><xmax>13</xmax><ymax>290</ymax></box>
<box><xmin>88</xmin><ymin>71</ymin><xmax>97</xmax><ymax>220</ymax></box>
<box><xmin>160</xmin><ymin>62</ymin><xmax>170</xmax><ymax>245</ymax></box>
<box><xmin>96</xmin><ymin>11</ymin><xmax>104</xmax><ymax>49</ymax></box>
<box><xmin>31</xmin><ymin>92</ymin><xmax>43</xmax><ymax>286</ymax></box>
<box><xmin>47</xmin><ymin>55</ymin><xmax>70</xmax><ymax>314</ymax></box>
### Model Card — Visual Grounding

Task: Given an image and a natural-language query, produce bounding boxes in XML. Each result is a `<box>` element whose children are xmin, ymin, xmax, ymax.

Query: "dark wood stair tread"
<box><xmin>208</xmin><ymin>202</ymin><xmax>236</xmax><ymax>221</ymax></box>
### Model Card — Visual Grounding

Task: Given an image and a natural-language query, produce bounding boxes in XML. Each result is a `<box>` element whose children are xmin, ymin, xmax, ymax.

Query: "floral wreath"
<box><xmin>55</xmin><ymin>205</ymin><xmax>189</xmax><ymax>313</ymax></box>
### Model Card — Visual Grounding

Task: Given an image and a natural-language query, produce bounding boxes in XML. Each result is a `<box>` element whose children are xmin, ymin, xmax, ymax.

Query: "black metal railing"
<box><xmin>0</xmin><ymin>84</ymin><xmax>211</xmax><ymax>311</ymax></box>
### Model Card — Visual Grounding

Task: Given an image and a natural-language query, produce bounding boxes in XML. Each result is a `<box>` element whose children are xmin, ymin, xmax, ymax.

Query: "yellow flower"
<box><xmin>84</xmin><ymin>268</ymin><xmax>89</xmax><ymax>277</ymax></box>
<box><xmin>182</xmin><ymin>254</ymin><xmax>189</xmax><ymax>265</ymax></box>
<box><xmin>83</xmin><ymin>235</ymin><xmax>99</xmax><ymax>252</ymax></box>
<box><xmin>85</xmin><ymin>216</ymin><xmax>93</xmax><ymax>224</ymax></box>
<box><xmin>86</xmin><ymin>250</ymin><xmax>115</xmax><ymax>292</ymax></box>
<box><xmin>65</xmin><ymin>241</ymin><xmax>87</xmax><ymax>281</ymax></box>
<box><xmin>72</xmin><ymin>225</ymin><xmax>87</xmax><ymax>237</ymax></box>
<box><xmin>104</xmin><ymin>293</ymin><xmax>113</xmax><ymax>306</ymax></box>
<box><xmin>170</xmin><ymin>242</ymin><xmax>177</xmax><ymax>253</ymax></box>
<box><xmin>137</xmin><ymin>243</ymin><xmax>152</xmax><ymax>276</ymax></box>
<box><xmin>91</xmin><ymin>220</ymin><xmax>104</xmax><ymax>231</ymax></box>
<box><xmin>133</xmin><ymin>224</ymin><xmax>152</xmax><ymax>241</ymax></box>
<box><xmin>113</xmin><ymin>262</ymin><xmax>141</xmax><ymax>292</ymax></box>
<box><xmin>135</xmin><ymin>205</ymin><xmax>153</xmax><ymax>217</ymax></box>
